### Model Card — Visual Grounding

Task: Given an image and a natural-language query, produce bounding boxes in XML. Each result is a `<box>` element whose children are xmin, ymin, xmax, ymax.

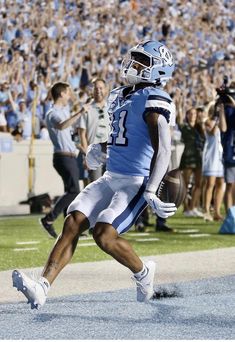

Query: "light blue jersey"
<box><xmin>106</xmin><ymin>85</ymin><xmax>175</xmax><ymax>176</ymax></box>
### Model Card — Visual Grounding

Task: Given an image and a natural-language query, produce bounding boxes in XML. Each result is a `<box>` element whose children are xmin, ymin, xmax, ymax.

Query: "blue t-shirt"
<box><xmin>106</xmin><ymin>85</ymin><xmax>175</xmax><ymax>176</ymax></box>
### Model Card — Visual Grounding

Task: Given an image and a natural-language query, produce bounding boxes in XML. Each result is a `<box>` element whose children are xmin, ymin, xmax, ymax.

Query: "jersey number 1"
<box><xmin>108</xmin><ymin>110</ymin><xmax>128</xmax><ymax>146</ymax></box>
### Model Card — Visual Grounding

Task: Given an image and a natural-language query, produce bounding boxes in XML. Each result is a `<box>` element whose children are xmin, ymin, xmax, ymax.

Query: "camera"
<box><xmin>216</xmin><ymin>76</ymin><xmax>235</xmax><ymax>104</ymax></box>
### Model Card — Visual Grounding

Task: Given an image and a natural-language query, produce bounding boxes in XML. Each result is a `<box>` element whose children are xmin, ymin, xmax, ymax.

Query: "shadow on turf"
<box><xmin>153</xmin><ymin>285</ymin><xmax>183</xmax><ymax>299</ymax></box>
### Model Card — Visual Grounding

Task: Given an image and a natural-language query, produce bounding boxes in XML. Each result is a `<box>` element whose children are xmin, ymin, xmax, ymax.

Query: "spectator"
<box><xmin>178</xmin><ymin>107</ymin><xmax>204</xmax><ymax>217</ymax></box>
<box><xmin>39</xmin><ymin>122</ymin><xmax>49</xmax><ymax>140</ymax></box>
<box><xmin>202</xmin><ymin>104</ymin><xmax>224</xmax><ymax>221</ymax></box>
<box><xmin>40</xmin><ymin>82</ymin><xmax>82</xmax><ymax>238</ymax></box>
<box><xmin>218</xmin><ymin>82</ymin><xmax>235</xmax><ymax>212</ymax></box>
<box><xmin>77</xmin><ymin>78</ymin><xmax>109</xmax><ymax>182</ymax></box>
<box><xmin>15</xmin><ymin>99</ymin><xmax>32</xmax><ymax>140</ymax></box>
<box><xmin>0</xmin><ymin>108</ymin><xmax>7</xmax><ymax>132</ymax></box>
<box><xmin>0</xmin><ymin>81</ymin><xmax>17</xmax><ymax>131</ymax></box>
<box><xmin>68</xmin><ymin>66</ymin><xmax>81</xmax><ymax>92</ymax></box>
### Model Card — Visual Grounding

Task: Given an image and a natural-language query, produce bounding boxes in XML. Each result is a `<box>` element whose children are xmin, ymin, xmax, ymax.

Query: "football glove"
<box><xmin>86</xmin><ymin>143</ymin><xmax>106</xmax><ymax>170</ymax></box>
<box><xmin>143</xmin><ymin>191</ymin><xmax>177</xmax><ymax>218</ymax></box>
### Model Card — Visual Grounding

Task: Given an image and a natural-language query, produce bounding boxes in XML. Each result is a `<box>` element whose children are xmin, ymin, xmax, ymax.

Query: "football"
<box><xmin>156</xmin><ymin>169</ymin><xmax>186</xmax><ymax>208</ymax></box>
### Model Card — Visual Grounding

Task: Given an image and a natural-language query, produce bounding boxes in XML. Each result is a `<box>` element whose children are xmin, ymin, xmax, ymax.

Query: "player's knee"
<box><xmin>93</xmin><ymin>224</ymin><xmax>108</xmax><ymax>249</ymax></box>
<box><xmin>93</xmin><ymin>223</ymin><xmax>117</xmax><ymax>252</ymax></box>
<box><xmin>62</xmin><ymin>212</ymin><xmax>88</xmax><ymax>237</ymax></box>
<box><xmin>93</xmin><ymin>208</ymin><xmax>117</xmax><ymax>250</ymax></box>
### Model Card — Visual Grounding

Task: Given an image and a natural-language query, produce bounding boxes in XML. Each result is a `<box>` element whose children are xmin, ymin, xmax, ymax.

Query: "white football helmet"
<box><xmin>121</xmin><ymin>40</ymin><xmax>175</xmax><ymax>86</ymax></box>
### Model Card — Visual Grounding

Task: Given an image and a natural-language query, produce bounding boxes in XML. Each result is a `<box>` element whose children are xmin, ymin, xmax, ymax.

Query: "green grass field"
<box><xmin>0</xmin><ymin>209</ymin><xmax>234</xmax><ymax>271</ymax></box>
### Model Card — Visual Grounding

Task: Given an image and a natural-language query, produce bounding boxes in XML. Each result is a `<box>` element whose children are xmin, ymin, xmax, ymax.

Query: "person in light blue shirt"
<box><xmin>3</xmin><ymin>21</ymin><xmax>16</xmax><ymax>43</ymax></box>
<box><xmin>40</xmin><ymin>82</ymin><xmax>83</xmax><ymax>239</ymax></box>
<box><xmin>68</xmin><ymin>66</ymin><xmax>81</xmax><ymax>91</ymax></box>
<box><xmin>16</xmin><ymin>99</ymin><xmax>32</xmax><ymax>139</ymax></box>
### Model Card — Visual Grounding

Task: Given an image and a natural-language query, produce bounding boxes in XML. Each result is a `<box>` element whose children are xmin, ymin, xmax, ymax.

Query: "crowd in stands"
<box><xmin>0</xmin><ymin>0</ymin><xmax>234</xmax><ymax>136</ymax></box>
<box><xmin>0</xmin><ymin>0</ymin><xmax>235</xmax><ymax>222</ymax></box>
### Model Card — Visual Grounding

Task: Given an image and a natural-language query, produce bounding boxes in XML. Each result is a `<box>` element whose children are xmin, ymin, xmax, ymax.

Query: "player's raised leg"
<box><xmin>42</xmin><ymin>211</ymin><xmax>89</xmax><ymax>284</ymax></box>
<box><xmin>12</xmin><ymin>211</ymin><xmax>89</xmax><ymax>309</ymax></box>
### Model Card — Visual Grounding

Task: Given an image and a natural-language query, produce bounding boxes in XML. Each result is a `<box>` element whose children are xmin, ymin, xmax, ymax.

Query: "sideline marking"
<box><xmin>175</xmin><ymin>229</ymin><xmax>199</xmax><ymax>233</ymax></box>
<box><xmin>79</xmin><ymin>242</ymin><xmax>97</xmax><ymax>247</ymax></box>
<box><xmin>80</xmin><ymin>236</ymin><xmax>93</xmax><ymax>241</ymax></box>
<box><xmin>136</xmin><ymin>238</ymin><xmax>160</xmax><ymax>242</ymax></box>
<box><xmin>189</xmin><ymin>234</ymin><xmax>211</xmax><ymax>238</ymax></box>
<box><xmin>16</xmin><ymin>241</ymin><xmax>40</xmax><ymax>245</ymax></box>
<box><xmin>13</xmin><ymin>248</ymin><xmax>38</xmax><ymax>251</ymax></box>
<box><xmin>128</xmin><ymin>233</ymin><xmax>150</xmax><ymax>237</ymax></box>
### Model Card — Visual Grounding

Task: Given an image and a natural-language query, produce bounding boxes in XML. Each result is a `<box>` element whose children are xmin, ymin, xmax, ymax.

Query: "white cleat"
<box><xmin>12</xmin><ymin>270</ymin><xmax>47</xmax><ymax>310</ymax></box>
<box><xmin>132</xmin><ymin>261</ymin><xmax>156</xmax><ymax>302</ymax></box>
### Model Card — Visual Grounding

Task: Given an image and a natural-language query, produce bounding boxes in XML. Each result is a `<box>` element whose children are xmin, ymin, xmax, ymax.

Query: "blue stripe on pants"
<box><xmin>112</xmin><ymin>178</ymin><xmax>148</xmax><ymax>234</ymax></box>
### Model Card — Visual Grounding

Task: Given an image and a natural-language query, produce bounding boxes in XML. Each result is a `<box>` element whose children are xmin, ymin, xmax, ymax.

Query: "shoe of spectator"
<box><xmin>156</xmin><ymin>224</ymin><xmax>174</xmax><ymax>233</ymax></box>
<box><xmin>132</xmin><ymin>261</ymin><xmax>156</xmax><ymax>302</ymax></box>
<box><xmin>12</xmin><ymin>270</ymin><xmax>48</xmax><ymax>309</ymax></box>
<box><xmin>204</xmin><ymin>213</ymin><xmax>214</xmax><ymax>222</ymax></box>
<box><xmin>135</xmin><ymin>221</ymin><xmax>145</xmax><ymax>232</ymax></box>
<box><xmin>213</xmin><ymin>214</ymin><xmax>223</xmax><ymax>221</ymax></box>
<box><xmin>192</xmin><ymin>208</ymin><xmax>204</xmax><ymax>217</ymax></box>
<box><xmin>183</xmin><ymin>210</ymin><xmax>196</xmax><ymax>217</ymax></box>
<box><xmin>40</xmin><ymin>217</ymin><xmax>58</xmax><ymax>238</ymax></box>
<box><xmin>80</xmin><ymin>230</ymin><xmax>89</xmax><ymax>237</ymax></box>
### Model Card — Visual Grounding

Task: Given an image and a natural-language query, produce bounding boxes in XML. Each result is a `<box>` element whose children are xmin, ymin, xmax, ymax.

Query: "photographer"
<box><xmin>215</xmin><ymin>78</ymin><xmax>235</xmax><ymax>212</ymax></box>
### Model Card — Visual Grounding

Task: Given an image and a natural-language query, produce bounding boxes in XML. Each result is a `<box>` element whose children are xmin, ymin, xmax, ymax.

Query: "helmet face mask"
<box><xmin>121</xmin><ymin>57</ymin><xmax>152</xmax><ymax>85</ymax></box>
<box><xmin>121</xmin><ymin>40</ymin><xmax>175</xmax><ymax>86</ymax></box>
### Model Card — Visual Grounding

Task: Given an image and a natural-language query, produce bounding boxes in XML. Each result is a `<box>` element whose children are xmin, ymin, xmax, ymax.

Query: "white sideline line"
<box><xmin>136</xmin><ymin>238</ymin><xmax>160</xmax><ymax>242</ymax></box>
<box><xmin>189</xmin><ymin>234</ymin><xmax>211</xmax><ymax>238</ymax></box>
<box><xmin>16</xmin><ymin>241</ymin><xmax>40</xmax><ymax>245</ymax></box>
<box><xmin>13</xmin><ymin>248</ymin><xmax>38</xmax><ymax>251</ymax></box>
<box><xmin>176</xmin><ymin>229</ymin><xmax>199</xmax><ymax>233</ymax></box>
<box><xmin>79</xmin><ymin>242</ymin><xmax>97</xmax><ymax>247</ymax></box>
<box><xmin>15</xmin><ymin>242</ymin><xmax>97</xmax><ymax>249</ymax></box>
<box><xmin>128</xmin><ymin>233</ymin><xmax>150</xmax><ymax>236</ymax></box>
<box><xmin>80</xmin><ymin>236</ymin><xmax>93</xmax><ymax>240</ymax></box>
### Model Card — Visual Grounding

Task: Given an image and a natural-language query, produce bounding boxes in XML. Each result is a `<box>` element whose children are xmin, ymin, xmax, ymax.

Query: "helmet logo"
<box><xmin>159</xmin><ymin>46</ymin><xmax>173</xmax><ymax>67</ymax></box>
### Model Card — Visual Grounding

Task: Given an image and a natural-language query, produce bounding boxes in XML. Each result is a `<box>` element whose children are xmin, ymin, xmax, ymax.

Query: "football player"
<box><xmin>12</xmin><ymin>40</ymin><xmax>177</xmax><ymax>308</ymax></box>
